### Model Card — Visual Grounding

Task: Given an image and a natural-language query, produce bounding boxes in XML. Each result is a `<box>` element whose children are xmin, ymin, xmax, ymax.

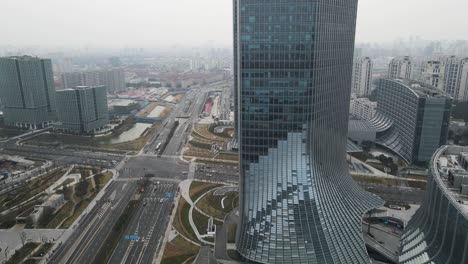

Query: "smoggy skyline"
<box><xmin>1</xmin><ymin>0</ymin><xmax>467</xmax><ymax>48</ymax></box>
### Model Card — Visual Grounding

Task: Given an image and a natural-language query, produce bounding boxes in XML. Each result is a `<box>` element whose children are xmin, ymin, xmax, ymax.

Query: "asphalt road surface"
<box><xmin>194</xmin><ymin>163</ymin><xmax>239</xmax><ymax>184</ymax></box>
<box><xmin>48</xmin><ymin>181</ymin><xmax>138</xmax><ymax>264</ymax></box>
<box><xmin>109</xmin><ymin>182</ymin><xmax>178</xmax><ymax>264</ymax></box>
<box><xmin>120</xmin><ymin>155</ymin><xmax>188</xmax><ymax>181</ymax></box>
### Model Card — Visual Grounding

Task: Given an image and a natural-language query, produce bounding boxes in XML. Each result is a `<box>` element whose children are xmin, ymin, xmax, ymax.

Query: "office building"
<box><xmin>420</xmin><ymin>60</ymin><xmax>445</xmax><ymax>90</ymax></box>
<box><xmin>350</xmin><ymin>97</ymin><xmax>377</xmax><ymax>121</ymax></box>
<box><xmin>0</xmin><ymin>56</ymin><xmax>56</xmax><ymax>129</ymax></box>
<box><xmin>61</xmin><ymin>69</ymin><xmax>126</xmax><ymax>93</ymax></box>
<box><xmin>55</xmin><ymin>86</ymin><xmax>109</xmax><ymax>134</ymax></box>
<box><xmin>388</xmin><ymin>56</ymin><xmax>412</xmax><ymax>79</ymax></box>
<box><xmin>234</xmin><ymin>1</ymin><xmax>383</xmax><ymax>263</ymax></box>
<box><xmin>352</xmin><ymin>57</ymin><xmax>373</xmax><ymax>97</ymax></box>
<box><xmin>374</xmin><ymin>79</ymin><xmax>452</xmax><ymax>165</ymax></box>
<box><xmin>400</xmin><ymin>145</ymin><xmax>468</xmax><ymax>264</ymax></box>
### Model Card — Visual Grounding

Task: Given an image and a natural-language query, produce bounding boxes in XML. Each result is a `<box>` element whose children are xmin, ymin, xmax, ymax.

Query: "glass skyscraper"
<box><xmin>0</xmin><ymin>56</ymin><xmax>57</xmax><ymax>129</ymax></box>
<box><xmin>55</xmin><ymin>86</ymin><xmax>109</xmax><ymax>134</ymax></box>
<box><xmin>234</xmin><ymin>0</ymin><xmax>383</xmax><ymax>263</ymax></box>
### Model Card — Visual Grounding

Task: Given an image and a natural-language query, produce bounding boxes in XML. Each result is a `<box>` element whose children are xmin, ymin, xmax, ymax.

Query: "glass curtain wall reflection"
<box><xmin>234</xmin><ymin>0</ymin><xmax>384</xmax><ymax>263</ymax></box>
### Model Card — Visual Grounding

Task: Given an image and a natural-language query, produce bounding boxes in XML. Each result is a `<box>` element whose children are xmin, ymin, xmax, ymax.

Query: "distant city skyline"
<box><xmin>0</xmin><ymin>0</ymin><xmax>467</xmax><ymax>48</ymax></box>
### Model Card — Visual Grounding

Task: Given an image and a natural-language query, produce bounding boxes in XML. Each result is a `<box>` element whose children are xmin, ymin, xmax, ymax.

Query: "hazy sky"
<box><xmin>1</xmin><ymin>0</ymin><xmax>467</xmax><ymax>48</ymax></box>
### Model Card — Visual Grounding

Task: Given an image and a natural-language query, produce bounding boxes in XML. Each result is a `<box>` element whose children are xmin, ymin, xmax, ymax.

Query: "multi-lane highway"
<box><xmin>142</xmin><ymin>88</ymin><xmax>208</xmax><ymax>156</ymax></box>
<box><xmin>109</xmin><ymin>182</ymin><xmax>178</xmax><ymax>264</ymax></box>
<box><xmin>1</xmin><ymin>144</ymin><xmax>124</xmax><ymax>168</ymax></box>
<box><xmin>194</xmin><ymin>163</ymin><xmax>239</xmax><ymax>184</ymax></box>
<box><xmin>48</xmin><ymin>181</ymin><xmax>138</xmax><ymax>264</ymax></box>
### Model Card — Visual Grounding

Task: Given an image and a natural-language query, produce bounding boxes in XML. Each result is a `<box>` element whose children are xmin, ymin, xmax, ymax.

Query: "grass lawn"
<box><xmin>351</xmin><ymin>174</ymin><xmax>401</xmax><ymax>186</ymax></box>
<box><xmin>189</xmin><ymin>182</ymin><xmax>222</xmax><ymax>203</ymax></box>
<box><xmin>1</xmin><ymin>168</ymin><xmax>66</xmax><ymax>212</ymax></box>
<box><xmin>0</xmin><ymin>168</ymin><xmax>65</xmax><ymax>229</ymax></box>
<box><xmin>71</xmin><ymin>167</ymin><xmax>99</xmax><ymax>178</ymax></box>
<box><xmin>92</xmin><ymin>200</ymin><xmax>139</xmax><ymax>264</ymax></box>
<box><xmin>6</xmin><ymin>242</ymin><xmax>40</xmax><ymax>264</ymax></box>
<box><xmin>161</xmin><ymin>235</ymin><xmax>199</xmax><ymax>264</ymax></box>
<box><xmin>32</xmin><ymin>243</ymin><xmax>54</xmax><ymax>257</ymax></box>
<box><xmin>46</xmin><ymin>201</ymin><xmax>74</xmax><ymax>228</ymax></box>
<box><xmin>196</xmin><ymin>191</ymin><xmax>238</xmax><ymax>220</ymax></box>
<box><xmin>94</xmin><ymin>172</ymin><xmax>113</xmax><ymax>189</ymax></box>
<box><xmin>60</xmin><ymin>171</ymin><xmax>112</xmax><ymax>228</ymax></box>
<box><xmin>173</xmin><ymin>198</ymin><xmax>199</xmax><ymax>243</ymax></box>
<box><xmin>22</xmin><ymin>259</ymin><xmax>39</xmax><ymax>264</ymax></box>
<box><xmin>0</xmin><ymin>199</ymin><xmax>44</xmax><ymax>229</ymax></box>
<box><xmin>54</xmin><ymin>179</ymin><xmax>75</xmax><ymax>191</ymax></box>
<box><xmin>60</xmin><ymin>197</ymin><xmax>92</xmax><ymax>229</ymax></box>
<box><xmin>192</xmin><ymin>209</ymin><xmax>209</xmax><ymax>236</ymax></box>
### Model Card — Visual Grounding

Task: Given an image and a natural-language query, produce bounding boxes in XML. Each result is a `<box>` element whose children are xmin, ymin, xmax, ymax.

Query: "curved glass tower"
<box><xmin>234</xmin><ymin>0</ymin><xmax>384</xmax><ymax>263</ymax></box>
<box><xmin>400</xmin><ymin>146</ymin><xmax>468</xmax><ymax>264</ymax></box>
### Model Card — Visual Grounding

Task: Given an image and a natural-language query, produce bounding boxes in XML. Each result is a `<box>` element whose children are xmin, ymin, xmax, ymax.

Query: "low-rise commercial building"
<box><xmin>109</xmin><ymin>99</ymin><xmax>139</xmax><ymax>115</ymax></box>
<box><xmin>350</xmin><ymin>97</ymin><xmax>377</xmax><ymax>121</ymax></box>
<box><xmin>55</xmin><ymin>86</ymin><xmax>109</xmax><ymax>134</ymax></box>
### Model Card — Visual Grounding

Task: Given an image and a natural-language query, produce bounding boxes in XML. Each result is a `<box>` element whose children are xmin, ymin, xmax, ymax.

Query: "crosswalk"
<box><xmin>97</xmin><ymin>201</ymin><xmax>111</xmax><ymax>219</ymax></box>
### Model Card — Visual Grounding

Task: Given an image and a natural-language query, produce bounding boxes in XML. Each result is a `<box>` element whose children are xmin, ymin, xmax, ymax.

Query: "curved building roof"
<box><xmin>368</xmin><ymin>112</ymin><xmax>393</xmax><ymax>133</ymax></box>
<box><xmin>399</xmin><ymin>145</ymin><xmax>468</xmax><ymax>264</ymax></box>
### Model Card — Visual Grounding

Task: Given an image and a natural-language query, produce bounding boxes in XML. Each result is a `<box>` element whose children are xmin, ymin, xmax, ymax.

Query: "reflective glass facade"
<box><xmin>400</xmin><ymin>146</ymin><xmax>468</xmax><ymax>264</ymax></box>
<box><xmin>234</xmin><ymin>1</ymin><xmax>383</xmax><ymax>263</ymax></box>
<box><xmin>0</xmin><ymin>56</ymin><xmax>57</xmax><ymax>129</ymax></box>
<box><xmin>375</xmin><ymin>79</ymin><xmax>451</xmax><ymax>165</ymax></box>
<box><xmin>56</xmin><ymin>86</ymin><xmax>109</xmax><ymax>133</ymax></box>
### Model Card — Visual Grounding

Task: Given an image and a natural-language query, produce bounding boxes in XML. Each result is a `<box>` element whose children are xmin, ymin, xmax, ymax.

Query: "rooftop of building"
<box><xmin>59</xmin><ymin>85</ymin><xmax>106</xmax><ymax>91</ymax></box>
<box><xmin>108</xmin><ymin>99</ymin><xmax>136</xmax><ymax>107</ymax></box>
<box><xmin>391</xmin><ymin>79</ymin><xmax>451</xmax><ymax>99</ymax></box>
<box><xmin>352</xmin><ymin>97</ymin><xmax>377</xmax><ymax>105</ymax></box>
<box><xmin>1</xmin><ymin>55</ymin><xmax>45</xmax><ymax>61</ymax></box>
<box><xmin>435</xmin><ymin>146</ymin><xmax>468</xmax><ymax>217</ymax></box>
<box><xmin>61</xmin><ymin>68</ymin><xmax>123</xmax><ymax>74</ymax></box>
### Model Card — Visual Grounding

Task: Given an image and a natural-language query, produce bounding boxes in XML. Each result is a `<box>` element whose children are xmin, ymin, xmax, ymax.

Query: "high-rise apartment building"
<box><xmin>352</xmin><ymin>57</ymin><xmax>373</xmax><ymax>97</ymax></box>
<box><xmin>61</xmin><ymin>69</ymin><xmax>126</xmax><ymax>93</ymax></box>
<box><xmin>55</xmin><ymin>86</ymin><xmax>109</xmax><ymax>134</ymax></box>
<box><xmin>0</xmin><ymin>56</ymin><xmax>57</xmax><ymax>129</ymax></box>
<box><xmin>388</xmin><ymin>56</ymin><xmax>412</xmax><ymax>79</ymax></box>
<box><xmin>443</xmin><ymin>56</ymin><xmax>468</xmax><ymax>101</ymax></box>
<box><xmin>457</xmin><ymin>58</ymin><xmax>468</xmax><ymax>101</ymax></box>
<box><xmin>420</xmin><ymin>60</ymin><xmax>445</xmax><ymax>90</ymax></box>
<box><xmin>374</xmin><ymin>79</ymin><xmax>452</xmax><ymax>165</ymax></box>
<box><xmin>234</xmin><ymin>1</ymin><xmax>383</xmax><ymax>263</ymax></box>
<box><xmin>400</xmin><ymin>145</ymin><xmax>468</xmax><ymax>264</ymax></box>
